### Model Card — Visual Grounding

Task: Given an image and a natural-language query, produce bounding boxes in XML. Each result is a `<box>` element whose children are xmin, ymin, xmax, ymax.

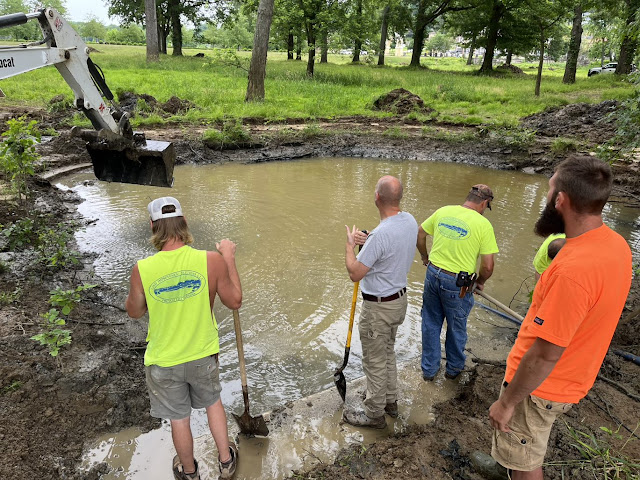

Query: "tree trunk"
<box><xmin>287</xmin><ymin>31</ymin><xmax>294</xmax><ymax>59</ymax></box>
<box><xmin>535</xmin><ymin>31</ymin><xmax>544</xmax><ymax>96</ymax></box>
<box><xmin>145</xmin><ymin>0</ymin><xmax>159</xmax><ymax>62</ymax></box>
<box><xmin>479</xmin><ymin>0</ymin><xmax>505</xmax><ymax>73</ymax></box>
<box><xmin>506</xmin><ymin>50</ymin><xmax>512</xmax><ymax>66</ymax></box>
<box><xmin>562</xmin><ymin>4</ymin><xmax>583</xmax><ymax>84</ymax></box>
<box><xmin>246</xmin><ymin>0</ymin><xmax>275</xmax><ymax>102</ymax></box>
<box><xmin>410</xmin><ymin>0</ymin><xmax>427</xmax><ymax>67</ymax></box>
<box><xmin>378</xmin><ymin>5</ymin><xmax>390</xmax><ymax>66</ymax></box>
<box><xmin>616</xmin><ymin>0</ymin><xmax>640</xmax><ymax>74</ymax></box>
<box><xmin>600</xmin><ymin>38</ymin><xmax>605</xmax><ymax>67</ymax></box>
<box><xmin>320</xmin><ymin>30</ymin><xmax>328</xmax><ymax>63</ymax></box>
<box><xmin>305</xmin><ymin>19</ymin><xmax>316</xmax><ymax>77</ymax></box>
<box><xmin>296</xmin><ymin>33</ymin><xmax>302</xmax><ymax>60</ymax></box>
<box><xmin>169</xmin><ymin>0</ymin><xmax>182</xmax><ymax>56</ymax></box>
<box><xmin>352</xmin><ymin>0</ymin><xmax>363</xmax><ymax>62</ymax></box>
<box><xmin>466</xmin><ymin>34</ymin><xmax>476</xmax><ymax>65</ymax></box>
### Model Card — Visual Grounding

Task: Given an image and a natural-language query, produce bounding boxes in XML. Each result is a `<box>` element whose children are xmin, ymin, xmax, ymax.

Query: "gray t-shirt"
<box><xmin>357</xmin><ymin>211</ymin><xmax>418</xmax><ymax>297</ymax></box>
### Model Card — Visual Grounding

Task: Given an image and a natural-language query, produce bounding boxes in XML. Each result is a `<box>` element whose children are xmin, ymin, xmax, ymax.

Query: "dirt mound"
<box><xmin>117</xmin><ymin>91</ymin><xmax>159</xmax><ymax>114</ymax></box>
<box><xmin>496</xmin><ymin>64</ymin><xmax>524</xmax><ymax>74</ymax></box>
<box><xmin>372</xmin><ymin>88</ymin><xmax>433</xmax><ymax>115</ymax></box>
<box><xmin>521</xmin><ymin>100</ymin><xmax>619</xmax><ymax>143</ymax></box>
<box><xmin>161</xmin><ymin>96</ymin><xmax>195</xmax><ymax>114</ymax></box>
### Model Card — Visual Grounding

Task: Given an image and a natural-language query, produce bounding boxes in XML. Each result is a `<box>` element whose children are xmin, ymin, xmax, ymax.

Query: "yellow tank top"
<box><xmin>138</xmin><ymin>245</ymin><xmax>218</xmax><ymax>367</ymax></box>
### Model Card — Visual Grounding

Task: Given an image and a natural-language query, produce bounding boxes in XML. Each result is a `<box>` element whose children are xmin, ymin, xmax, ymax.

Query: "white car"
<box><xmin>588</xmin><ymin>62</ymin><xmax>637</xmax><ymax>76</ymax></box>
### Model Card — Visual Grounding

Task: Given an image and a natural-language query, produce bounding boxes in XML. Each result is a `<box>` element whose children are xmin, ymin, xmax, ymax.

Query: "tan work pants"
<box><xmin>358</xmin><ymin>295</ymin><xmax>408</xmax><ymax>418</ymax></box>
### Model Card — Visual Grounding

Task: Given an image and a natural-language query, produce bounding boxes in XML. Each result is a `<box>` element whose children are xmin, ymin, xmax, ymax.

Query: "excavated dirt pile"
<box><xmin>117</xmin><ymin>91</ymin><xmax>195</xmax><ymax>117</ymax></box>
<box><xmin>521</xmin><ymin>101</ymin><xmax>620</xmax><ymax>143</ymax></box>
<box><xmin>372</xmin><ymin>88</ymin><xmax>434</xmax><ymax>115</ymax></box>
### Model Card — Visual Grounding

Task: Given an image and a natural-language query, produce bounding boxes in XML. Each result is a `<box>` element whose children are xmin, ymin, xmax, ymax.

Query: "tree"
<box><xmin>615</xmin><ymin>0</ymin><xmax>640</xmax><ymax>74</ymax></box>
<box><xmin>145</xmin><ymin>0</ymin><xmax>159</xmax><ymax>61</ymax></box>
<box><xmin>478</xmin><ymin>0</ymin><xmax>507</xmax><ymax>72</ymax></box>
<box><xmin>246</xmin><ymin>0</ymin><xmax>275</xmax><ymax>101</ymax></box>
<box><xmin>81</xmin><ymin>17</ymin><xmax>108</xmax><ymax>42</ymax></box>
<box><xmin>409</xmin><ymin>0</ymin><xmax>474</xmax><ymax>67</ymax></box>
<box><xmin>426</xmin><ymin>32</ymin><xmax>453</xmax><ymax>54</ymax></box>
<box><xmin>562</xmin><ymin>3</ymin><xmax>583</xmax><ymax>83</ymax></box>
<box><xmin>298</xmin><ymin>0</ymin><xmax>325</xmax><ymax>76</ymax></box>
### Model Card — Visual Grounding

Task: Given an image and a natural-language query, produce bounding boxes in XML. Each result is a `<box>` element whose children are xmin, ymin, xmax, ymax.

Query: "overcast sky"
<box><xmin>64</xmin><ymin>0</ymin><xmax>113</xmax><ymax>24</ymax></box>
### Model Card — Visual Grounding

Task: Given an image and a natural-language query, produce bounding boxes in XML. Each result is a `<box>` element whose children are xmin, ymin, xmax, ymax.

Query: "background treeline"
<box><xmin>1</xmin><ymin>0</ymin><xmax>638</xmax><ymax>77</ymax></box>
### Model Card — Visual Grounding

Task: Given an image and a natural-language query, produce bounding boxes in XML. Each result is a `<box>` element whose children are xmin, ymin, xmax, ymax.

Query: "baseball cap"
<box><xmin>470</xmin><ymin>184</ymin><xmax>494</xmax><ymax>210</ymax></box>
<box><xmin>148</xmin><ymin>197</ymin><xmax>184</xmax><ymax>221</ymax></box>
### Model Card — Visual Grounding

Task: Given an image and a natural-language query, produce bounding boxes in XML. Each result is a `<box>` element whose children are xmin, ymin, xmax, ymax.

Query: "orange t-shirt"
<box><xmin>505</xmin><ymin>224</ymin><xmax>632</xmax><ymax>403</ymax></box>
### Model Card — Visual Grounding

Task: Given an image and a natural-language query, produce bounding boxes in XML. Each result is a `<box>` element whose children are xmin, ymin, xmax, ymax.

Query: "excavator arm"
<box><xmin>0</xmin><ymin>8</ymin><xmax>175</xmax><ymax>187</ymax></box>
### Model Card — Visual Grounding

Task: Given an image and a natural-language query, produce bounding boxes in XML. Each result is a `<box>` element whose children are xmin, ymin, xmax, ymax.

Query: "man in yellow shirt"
<box><xmin>125</xmin><ymin>197</ymin><xmax>242</xmax><ymax>480</ymax></box>
<box><xmin>532</xmin><ymin>233</ymin><xmax>566</xmax><ymax>281</ymax></box>
<box><xmin>417</xmin><ymin>185</ymin><xmax>499</xmax><ymax>380</ymax></box>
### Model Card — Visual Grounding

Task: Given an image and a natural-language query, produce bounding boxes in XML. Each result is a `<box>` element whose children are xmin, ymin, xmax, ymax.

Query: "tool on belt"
<box><xmin>456</xmin><ymin>271</ymin><xmax>477</xmax><ymax>298</ymax></box>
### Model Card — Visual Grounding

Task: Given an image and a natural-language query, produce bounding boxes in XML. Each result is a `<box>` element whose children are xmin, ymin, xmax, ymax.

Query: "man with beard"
<box><xmin>489</xmin><ymin>156</ymin><xmax>632</xmax><ymax>480</ymax></box>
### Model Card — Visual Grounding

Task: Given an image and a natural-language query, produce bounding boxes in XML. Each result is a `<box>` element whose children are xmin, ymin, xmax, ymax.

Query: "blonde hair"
<box><xmin>150</xmin><ymin>216</ymin><xmax>193</xmax><ymax>251</ymax></box>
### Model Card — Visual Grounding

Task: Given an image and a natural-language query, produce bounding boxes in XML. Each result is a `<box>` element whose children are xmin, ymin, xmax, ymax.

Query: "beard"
<box><xmin>534</xmin><ymin>200</ymin><xmax>565</xmax><ymax>237</ymax></box>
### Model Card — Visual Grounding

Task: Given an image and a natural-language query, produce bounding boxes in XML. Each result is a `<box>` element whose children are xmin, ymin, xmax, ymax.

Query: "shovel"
<box><xmin>473</xmin><ymin>289</ymin><xmax>524</xmax><ymax>323</ymax></box>
<box><xmin>231</xmin><ymin>309</ymin><xmax>269</xmax><ymax>436</ymax></box>
<box><xmin>334</xmin><ymin>281</ymin><xmax>360</xmax><ymax>402</ymax></box>
<box><xmin>334</xmin><ymin>236</ymin><xmax>366</xmax><ymax>402</ymax></box>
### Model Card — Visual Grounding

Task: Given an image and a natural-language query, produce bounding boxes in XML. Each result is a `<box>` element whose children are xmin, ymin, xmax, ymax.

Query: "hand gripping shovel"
<box><xmin>232</xmin><ymin>309</ymin><xmax>269</xmax><ymax>436</ymax></box>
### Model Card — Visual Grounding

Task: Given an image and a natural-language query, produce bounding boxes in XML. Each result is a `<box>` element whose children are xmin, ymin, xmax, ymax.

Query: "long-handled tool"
<box><xmin>231</xmin><ymin>309</ymin><xmax>269</xmax><ymax>436</ymax></box>
<box><xmin>473</xmin><ymin>289</ymin><xmax>524</xmax><ymax>324</ymax></box>
<box><xmin>334</xmin><ymin>280</ymin><xmax>359</xmax><ymax>402</ymax></box>
<box><xmin>333</xmin><ymin>234</ymin><xmax>367</xmax><ymax>402</ymax></box>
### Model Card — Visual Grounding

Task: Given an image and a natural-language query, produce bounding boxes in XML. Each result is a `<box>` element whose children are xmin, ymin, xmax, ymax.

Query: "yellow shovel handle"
<box><xmin>345</xmin><ymin>281</ymin><xmax>359</xmax><ymax>349</ymax></box>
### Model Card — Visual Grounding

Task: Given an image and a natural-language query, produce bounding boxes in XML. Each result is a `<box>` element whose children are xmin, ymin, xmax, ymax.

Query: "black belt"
<box><xmin>427</xmin><ymin>262</ymin><xmax>457</xmax><ymax>277</ymax></box>
<box><xmin>362</xmin><ymin>287</ymin><xmax>406</xmax><ymax>303</ymax></box>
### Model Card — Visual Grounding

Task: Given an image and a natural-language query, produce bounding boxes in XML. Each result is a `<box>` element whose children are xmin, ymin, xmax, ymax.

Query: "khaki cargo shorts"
<box><xmin>145</xmin><ymin>354</ymin><xmax>222</xmax><ymax>420</ymax></box>
<box><xmin>491</xmin><ymin>382</ymin><xmax>573</xmax><ymax>471</ymax></box>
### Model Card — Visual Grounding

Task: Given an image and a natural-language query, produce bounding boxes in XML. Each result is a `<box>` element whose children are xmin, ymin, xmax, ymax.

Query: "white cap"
<box><xmin>147</xmin><ymin>197</ymin><xmax>183</xmax><ymax>221</ymax></box>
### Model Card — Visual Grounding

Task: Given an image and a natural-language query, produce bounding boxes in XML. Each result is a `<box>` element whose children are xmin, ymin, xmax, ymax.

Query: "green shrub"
<box><xmin>202</xmin><ymin>119</ymin><xmax>251</xmax><ymax>149</ymax></box>
<box><xmin>36</xmin><ymin>223</ymin><xmax>80</xmax><ymax>270</ymax></box>
<box><xmin>0</xmin><ymin>117</ymin><xmax>40</xmax><ymax>202</ymax></box>
<box><xmin>1</xmin><ymin>218</ymin><xmax>35</xmax><ymax>250</ymax></box>
<box><xmin>551</xmin><ymin>137</ymin><xmax>578</xmax><ymax>153</ymax></box>
<box><xmin>31</xmin><ymin>308</ymin><xmax>71</xmax><ymax>357</ymax></box>
<box><xmin>49</xmin><ymin>284</ymin><xmax>96</xmax><ymax>315</ymax></box>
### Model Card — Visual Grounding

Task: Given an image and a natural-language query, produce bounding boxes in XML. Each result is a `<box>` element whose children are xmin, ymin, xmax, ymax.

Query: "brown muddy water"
<box><xmin>55</xmin><ymin>158</ymin><xmax>640</xmax><ymax>479</ymax></box>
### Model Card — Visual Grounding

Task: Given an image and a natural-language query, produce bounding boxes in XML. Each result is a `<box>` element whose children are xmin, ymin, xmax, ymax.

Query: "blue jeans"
<box><xmin>421</xmin><ymin>264</ymin><xmax>474</xmax><ymax>378</ymax></box>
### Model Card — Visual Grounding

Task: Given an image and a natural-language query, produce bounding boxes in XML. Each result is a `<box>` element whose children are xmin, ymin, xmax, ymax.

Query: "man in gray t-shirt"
<box><xmin>344</xmin><ymin>175</ymin><xmax>418</xmax><ymax>428</ymax></box>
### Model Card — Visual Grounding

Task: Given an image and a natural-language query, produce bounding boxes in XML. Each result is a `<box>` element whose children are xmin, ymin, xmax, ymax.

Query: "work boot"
<box><xmin>384</xmin><ymin>401</ymin><xmax>398</xmax><ymax>418</ymax></box>
<box><xmin>342</xmin><ymin>407</ymin><xmax>386</xmax><ymax>429</ymax></box>
<box><xmin>172</xmin><ymin>455</ymin><xmax>200</xmax><ymax>480</ymax></box>
<box><xmin>218</xmin><ymin>442</ymin><xmax>238</xmax><ymax>479</ymax></box>
<box><xmin>445</xmin><ymin>371</ymin><xmax>462</xmax><ymax>380</ymax></box>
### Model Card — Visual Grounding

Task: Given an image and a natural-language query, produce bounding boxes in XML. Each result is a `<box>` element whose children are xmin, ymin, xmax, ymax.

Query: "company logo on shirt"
<box><xmin>150</xmin><ymin>270</ymin><xmax>205</xmax><ymax>303</ymax></box>
<box><xmin>534</xmin><ymin>317</ymin><xmax>544</xmax><ymax>326</ymax></box>
<box><xmin>437</xmin><ymin>217</ymin><xmax>470</xmax><ymax>239</ymax></box>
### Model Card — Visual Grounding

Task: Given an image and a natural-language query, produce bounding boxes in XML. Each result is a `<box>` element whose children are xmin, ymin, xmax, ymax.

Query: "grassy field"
<box><xmin>0</xmin><ymin>44</ymin><xmax>635</xmax><ymax>127</ymax></box>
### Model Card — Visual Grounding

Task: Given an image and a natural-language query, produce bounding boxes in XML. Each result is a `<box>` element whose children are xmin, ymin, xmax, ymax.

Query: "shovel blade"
<box><xmin>86</xmin><ymin>139</ymin><xmax>175</xmax><ymax>188</ymax></box>
<box><xmin>333</xmin><ymin>371</ymin><xmax>346</xmax><ymax>402</ymax></box>
<box><xmin>232</xmin><ymin>411</ymin><xmax>269</xmax><ymax>437</ymax></box>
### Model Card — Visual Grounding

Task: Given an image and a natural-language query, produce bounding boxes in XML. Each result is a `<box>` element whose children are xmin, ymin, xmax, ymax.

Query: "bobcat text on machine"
<box><xmin>0</xmin><ymin>7</ymin><xmax>175</xmax><ymax>187</ymax></box>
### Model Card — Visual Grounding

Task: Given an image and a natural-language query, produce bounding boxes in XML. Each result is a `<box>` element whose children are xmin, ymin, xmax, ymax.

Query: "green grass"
<box><xmin>0</xmin><ymin>44</ymin><xmax>635</xmax><ymax>126</ymax></box>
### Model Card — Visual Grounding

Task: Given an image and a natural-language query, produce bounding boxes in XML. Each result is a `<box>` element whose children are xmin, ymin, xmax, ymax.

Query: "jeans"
<box><xmin>421</xmin><ymin>264</ymin><xmax>474</xmax><ymax>378</ymax></box>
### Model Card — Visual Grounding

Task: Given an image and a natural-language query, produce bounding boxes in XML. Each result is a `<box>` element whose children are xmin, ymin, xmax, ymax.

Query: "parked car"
<box><xmin>588</xmin><ymin>62</ymin><xmax>637</xmax><ymax>76</ymax></box>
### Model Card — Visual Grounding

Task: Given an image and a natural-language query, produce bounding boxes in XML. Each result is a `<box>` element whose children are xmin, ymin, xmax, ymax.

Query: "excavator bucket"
<box><xmin>87</xmin><ymin>140</ymin><xmax>175</xmax><ymax>188</ymax></box>
<box><xmin>72</xmin><ymin>128</ymin><xmax>175</xmax><ymax>188</ymax></box>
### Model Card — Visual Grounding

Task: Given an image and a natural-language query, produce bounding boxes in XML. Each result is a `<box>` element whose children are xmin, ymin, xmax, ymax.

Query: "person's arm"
<box><xmin>209</xmin><ymin>240</ymin><xmax>242</xmax><ymax>310</ymax></box>
<box><xmin>488</xmin><ymin>337</ymin><xmax>565</xmax><ymax>432</ymax></box>
<box><xmin>475</xmin><ymin>253</ymin><xmax>495</xmax><ymax>291</ymax></box>
<box><xmin>125</xmin><ymin>264</ymin><xmax>148</xmax><ymax>319</ymax></box>
<box><xmin>345</xmin><ymin>225</ymin><xmax>370</xmax><ymax>282</ymax></box>
<box><xmin>417</xmin><ymin>226</ymin><xmax>429</xmax><ymax>266</ymax></box>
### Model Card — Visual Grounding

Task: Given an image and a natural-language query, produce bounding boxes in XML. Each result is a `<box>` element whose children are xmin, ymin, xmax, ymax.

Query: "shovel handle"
<box><xmin>345</xmin><ymin>281</ymin><xmax>359</xmax><ymax>349</ymax></box>
<box><xmin>233</xmin><ymin>309</ymin><xmax>251</xmax><ymax>411</ymax></box>
<box><xmin>473</xmin><ymin>289</ymin><xmax>524</xmax><ymax>322</ymax></box>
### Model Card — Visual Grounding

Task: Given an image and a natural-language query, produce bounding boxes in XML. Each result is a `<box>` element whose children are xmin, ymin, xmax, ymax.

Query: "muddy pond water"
<box><xmin>56</xmin><ymin>158</ymin><xmax>640</xmax><ymax>479</ymax></box>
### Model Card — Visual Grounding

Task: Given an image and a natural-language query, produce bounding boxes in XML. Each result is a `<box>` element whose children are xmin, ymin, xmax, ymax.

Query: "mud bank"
<box><xmin>0</xmin><ymin>107</ymin><xmax>639</xmax><ymax>480</ymax></box>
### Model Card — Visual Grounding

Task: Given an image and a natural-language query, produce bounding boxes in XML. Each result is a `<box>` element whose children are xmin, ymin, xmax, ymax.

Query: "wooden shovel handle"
<box><xmin>233</xmin><ymin>309</ymin><xmax>250</xmax><ymax>405</ymax></box>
